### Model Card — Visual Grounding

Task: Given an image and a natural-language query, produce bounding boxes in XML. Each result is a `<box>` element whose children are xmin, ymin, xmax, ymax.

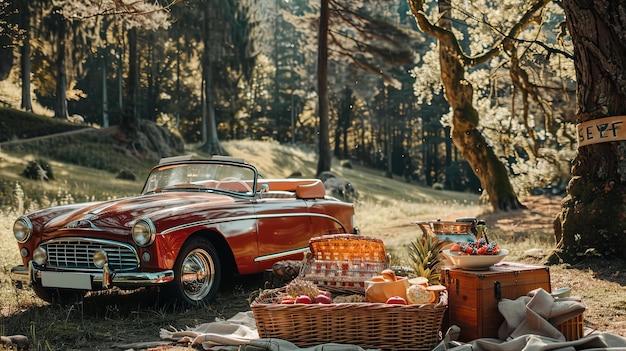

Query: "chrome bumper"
<box><xmin>10</xmin><ymin>262</ymin><xmax>174</xmax><ymax>290</ymax></box>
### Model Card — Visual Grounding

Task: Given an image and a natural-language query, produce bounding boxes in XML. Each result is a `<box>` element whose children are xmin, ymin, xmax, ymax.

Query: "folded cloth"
<box><xmin>160</xmin><ymin>311</ymin><xmax>259</xmax><ymax>349</ymax></box>
<box><xmin>442</xmin><ymin>323</ymin><xmax>626</xmax><ymax>351</ymax></box>
<box><xmin>247</xmin><ymin>339</ymin><xmax>381</xmax><ymax>351</ymax></box>
<box><xmin>159</xmin><ymin>311</ymin><xmax>382</xmax><ymax>351</ymax></box>
<box><xmin>467</xmin><ymin>332</ymin><xmax>626</xmax><ymax>351</ymax></box>
<box><xmin>498</xmin><ymin>288</ymin><xmax>586</xmax><ymax>341</ymax></box>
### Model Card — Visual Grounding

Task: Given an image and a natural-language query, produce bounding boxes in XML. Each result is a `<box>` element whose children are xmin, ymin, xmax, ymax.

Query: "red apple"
<box><xmin>295</xmin><ymin>295</ymin><xmax>313</xmax><ymax>304</ymax></box>
<box><xmin>385</xmin><ymin>296</ymin><xmax>407</xmax><ymax>305</ymax></box>
<box><xmin>315</xmin><ymin>294</ymin><xmax>332</xmax><ymax>304</ymax></box>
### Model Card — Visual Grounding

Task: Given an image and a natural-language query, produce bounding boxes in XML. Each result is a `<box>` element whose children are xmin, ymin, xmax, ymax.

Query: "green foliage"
<box><xmin>411</xmin><ymin>0</ymin><xmax>577</xmax><ymax>197</ymax></box>
<box><xmin>3</xmin><ymin>0</ymin><xmax>579</xmax><ymax>198</ymax></box>
<box><xmin>22</xmin><ymin>159</ymin><xmax>54</xmax><ymax>181</ymax></box>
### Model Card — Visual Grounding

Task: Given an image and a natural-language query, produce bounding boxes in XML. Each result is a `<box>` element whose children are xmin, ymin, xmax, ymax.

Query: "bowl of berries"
<box><xmin>442</xmin><ymin>239</ymin><xmax>507</xmax><ymax>270</ymax></box>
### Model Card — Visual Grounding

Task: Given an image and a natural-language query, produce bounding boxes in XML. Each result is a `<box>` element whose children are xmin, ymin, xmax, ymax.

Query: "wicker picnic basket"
<box><xmin>250</xmin><ymin>286</ymin><xmax>448</xmax><ymax>351</ymax></box>
<box><xmin>556</xmin><ymin>313</ymin><xmax>584</xmax><ymax>341</ymax></box>
<box><xmin>299</xmin><ymin>234</ymin><xmax>390</xmax><ymax>293</ymax></box>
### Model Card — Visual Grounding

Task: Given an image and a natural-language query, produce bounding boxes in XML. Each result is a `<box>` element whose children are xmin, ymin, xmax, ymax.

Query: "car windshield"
<box><xmin>142</xmin><ymin>161</ymin><xmax>257</xmax><ymax>196</ymax></box>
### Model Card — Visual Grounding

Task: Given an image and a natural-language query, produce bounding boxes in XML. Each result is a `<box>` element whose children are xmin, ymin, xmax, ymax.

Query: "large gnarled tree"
<box><xmin>555</xmin><ymin>1</ymin><xmax>626</xmax><ymax>260</ymax></box>
<box><xmin>407</xmin><ymin>0</ymin><xmax>568</xmax><ymax>211</ymax></box>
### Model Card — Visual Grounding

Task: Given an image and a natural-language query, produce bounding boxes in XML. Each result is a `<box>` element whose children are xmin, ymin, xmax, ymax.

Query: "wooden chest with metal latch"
<box><xmin>441</xmin><ymin>261</ymin><xmax>551</xmax><ymax>341</ymax></box>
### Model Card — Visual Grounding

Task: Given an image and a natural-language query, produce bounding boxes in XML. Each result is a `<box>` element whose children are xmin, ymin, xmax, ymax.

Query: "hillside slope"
<box><xmin>0</xmin><ymin>107</ymin><xmax>86</xmax><ymax>142</ymax></box>
<box><xmin>0</xmin><ymin>108</ymin><xmax>483</xmax><ymax>238</ymax></box>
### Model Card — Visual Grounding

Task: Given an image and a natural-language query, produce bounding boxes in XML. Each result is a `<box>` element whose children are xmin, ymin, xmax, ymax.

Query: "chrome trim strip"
<box><xmin>161</xmin><ymin>212</ymin><xmax>347</xmax><ymax>234</ymax></box>
<box><xmin>10</xmin><ymin>264</ymin><xmax>174</xmax><ymax>288</ymax></box>
<box><xmin>59</xmin><ymin>227</ymin><xmax>105</xmax><ymax>232</ymax></box>
<box><xmin>253</xmin><ymin>247</ymin><xmax>310</xmax><ymax>262</ymax></box>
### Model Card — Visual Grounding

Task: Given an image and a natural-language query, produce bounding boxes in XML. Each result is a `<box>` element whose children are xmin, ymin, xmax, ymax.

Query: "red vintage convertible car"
<box><xmin>10</xmin><ymin>156</ymin><xmax>358</xmax><ymax>306</ymax></box>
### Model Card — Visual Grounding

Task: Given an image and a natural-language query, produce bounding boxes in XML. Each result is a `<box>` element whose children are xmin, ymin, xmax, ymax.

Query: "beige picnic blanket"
<box><xmin>158</xmin><ymin>311</ymin><xmax>380</xmax><ymax>351</ymax></box>
<box><xmin>436</xmin><ymin>288</ymin><xmax>626</xmax><ymax>351</ymax></box>
<box><xmin>127</xmin><ymin>289</ymin><xmax>626</xmax><ymax>351</ymax></box>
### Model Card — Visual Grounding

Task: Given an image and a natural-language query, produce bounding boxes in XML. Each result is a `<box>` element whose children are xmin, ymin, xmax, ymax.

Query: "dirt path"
<box><xmin>482</xmin><ymin>195</ymin><xmax>562</xmax><ymax>232</ymax></box>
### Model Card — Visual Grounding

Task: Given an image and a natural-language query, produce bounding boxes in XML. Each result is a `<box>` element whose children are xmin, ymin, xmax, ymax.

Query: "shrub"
<box><xmin>22</xmin><ymin>159</ymin><xmax>54</xmax><ymax>181</ymax></box>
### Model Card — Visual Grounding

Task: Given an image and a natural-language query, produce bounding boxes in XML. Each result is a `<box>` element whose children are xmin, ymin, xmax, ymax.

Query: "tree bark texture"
<box><xmin>316</xmin><ymin>0</ymin><xmax>332</xmax><ymax>176</ymax></box>
<box><xmin>555</xmin><ymin>0</ymin><xmax>626</xmax><ymax>260</ymax></box>
<box><xmin>200</xmin><ymin>0</ymin><xmax>226</xmax><ymax>156</ymax></box>
<box><xmin>19</xmin><ymin>0</ymin><xmax>32</xmax><ymax>112</ymax></box>
<box><xmin>53</xmin><ymin>7</ymin><xmax>68</xmax><ymax>120</ymax></box>
<box><xmin>124</xmin><ymin>27</ymin><xmax>139</xmax><ymax>133</ymax></box>
<box><xmin>409</xmin><ymin>0</ymin><xmax>524</xmax><ymax>211</ymax></box>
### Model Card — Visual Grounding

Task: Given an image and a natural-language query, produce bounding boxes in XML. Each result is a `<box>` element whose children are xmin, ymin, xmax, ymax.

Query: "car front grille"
<box><xmin>41</xmin><ymin>238</ymin><xmax>139</xmax><ymax>272</ymax></box>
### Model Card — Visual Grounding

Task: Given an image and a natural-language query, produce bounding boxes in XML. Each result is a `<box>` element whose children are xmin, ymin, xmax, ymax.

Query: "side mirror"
<box><xmin>260</xmin><ymin>183</ymin><xmax>269</xmax><ymax>193</ymax></box>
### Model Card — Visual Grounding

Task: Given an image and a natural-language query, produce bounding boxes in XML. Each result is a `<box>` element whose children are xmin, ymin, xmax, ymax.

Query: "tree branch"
<box><xmin>408</xmin><ymin>0</ymin><xmax>558</xmax><ymax>67</ymax></box>
<box><xmin>67</xmin><ymin>0</ymin><xmax>182</xmax><ymax>20</ymax></box>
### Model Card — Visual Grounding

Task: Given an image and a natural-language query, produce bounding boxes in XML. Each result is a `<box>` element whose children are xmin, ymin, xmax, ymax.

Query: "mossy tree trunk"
<box><xmin>554</xmin><ymin>1</ymin><xmax>626</xmax><ymax>261</ymax></box>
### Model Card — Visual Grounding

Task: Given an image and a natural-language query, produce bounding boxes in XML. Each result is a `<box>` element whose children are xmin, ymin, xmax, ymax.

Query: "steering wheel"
<box><xmin>215</xmin><ymin>177</ymin><xmax>253</xmax><ymax>193</ymax></box>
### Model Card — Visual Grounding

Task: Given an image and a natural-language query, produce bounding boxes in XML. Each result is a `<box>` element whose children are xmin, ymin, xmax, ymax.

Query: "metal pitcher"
<box><xmin>413</xmin><ymin>217</ymin><xmax>477</xmax><ymax>244</ymax></box>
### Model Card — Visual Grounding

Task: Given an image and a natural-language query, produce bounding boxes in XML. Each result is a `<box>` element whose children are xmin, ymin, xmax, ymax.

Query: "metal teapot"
<box><xmin>413</xmin><ymin>217</ymin><xmax>479</xmax><ymax>244</ymax></box>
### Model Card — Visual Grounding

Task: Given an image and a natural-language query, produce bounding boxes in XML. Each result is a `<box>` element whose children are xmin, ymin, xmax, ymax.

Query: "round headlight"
<box><xmin>93</xmin><ymin>250</ymin><xmax>108</xmax><ymax>268</ymax></box>
<box><xmin>33</xmin><ymin>247</ymin><xmax>47</xmax><ymax>265</ymax></box>
<box><xmin>13</xmin><ymin>217</ymin><xmax>33</xmax><ymax>243</ymax></box>
<box><xmin>132</xmin><ymin>219</ymin><xmax>155</xmax><ymax>247</ymax></box>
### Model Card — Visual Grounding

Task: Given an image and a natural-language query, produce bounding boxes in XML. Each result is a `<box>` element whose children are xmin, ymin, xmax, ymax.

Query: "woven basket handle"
<box><xmin>298</xmin><ymin>251</ymin><xmax>314</xmax><ymax>279</ymax></box>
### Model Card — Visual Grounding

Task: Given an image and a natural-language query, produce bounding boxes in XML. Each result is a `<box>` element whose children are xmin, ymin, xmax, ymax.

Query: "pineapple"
<box><xmin>407</xmin><ymin>234</ymin><xmax>446</xmax><ymax>285</ymax></box>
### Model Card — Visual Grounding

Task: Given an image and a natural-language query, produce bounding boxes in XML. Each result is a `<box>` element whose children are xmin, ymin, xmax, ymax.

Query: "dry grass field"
<box><xmin>0</xmin><ymin>138</ymin><xmax>625</xmax><ymax>350</ymax></box>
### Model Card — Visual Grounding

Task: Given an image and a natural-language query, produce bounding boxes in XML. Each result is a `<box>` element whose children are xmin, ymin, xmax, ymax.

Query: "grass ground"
<box><xmin>0</xmin><ymin>125</ymin><xmax>624</xmax><ymax>350</ymax></box>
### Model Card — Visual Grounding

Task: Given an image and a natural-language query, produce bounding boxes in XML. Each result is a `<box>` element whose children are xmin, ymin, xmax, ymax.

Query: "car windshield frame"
<box><xmin>141</xmin><ymin>160</ymin><xmax>258</xmax><ymax>197</ymax></box>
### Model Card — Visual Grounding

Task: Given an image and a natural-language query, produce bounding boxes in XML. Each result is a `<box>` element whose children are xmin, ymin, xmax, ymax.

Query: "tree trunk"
<box><xmin>409</xmin><ymin>0</ymin><xmax>524</xmax><ymax>211</ymax></box>
<box><xmin>316</xmin><ymin>0</ymin><xmax>332</xmax><ymax>176</ymax></box>
<box><xmin>101</xmin><ymin>54</ymin><xmax>109</xmax><ymax>127</ymax></box>
<box><xmin>124</xmin><ymin>27</ymin><xmax>139</xmax><ymax>133</ymax></box>
<box><xmin>146</xmin><ymin>34</ymin><xmax>158</xmax><ymax>122</ymax></box>
<box><xmin>53</xmin><ymin>7</ymin><xmax>68</xmax><ymax>120</ymax></box>
<box><xmin>19</xmin><ymin>0</ymin><xmax>32</xmax><ymax>112</ymax></box>
<box><xmin>200</xmin><ymin>1</ymin><xmax>226</xmax><ymax>155</ymax></box>
<box><xmin>200</xmin><ymin>61</ymin><xmax>225</xmax><ymax>155</ymax></box>
<box><xmin>118</xmin><ymin>46</ymin><xmax>123</xmax><ymax>110</ymax></box>
<box><xmin>554</xmin><ymin>1</ymin><xmax>626</xmax><ymax>261</ymax></box>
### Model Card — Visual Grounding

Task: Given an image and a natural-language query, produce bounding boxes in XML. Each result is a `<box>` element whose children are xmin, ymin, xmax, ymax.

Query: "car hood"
<box><xmin>43</xmin><ymin>192</ymin><xmax>237</xmax><ymax>235</ymax></box>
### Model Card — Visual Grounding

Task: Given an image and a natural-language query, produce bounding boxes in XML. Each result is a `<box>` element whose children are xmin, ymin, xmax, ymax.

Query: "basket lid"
<box><xmin>308</xmin><ymin>234</ymin><xmax>386</xmax><ymax>262</ymax></box>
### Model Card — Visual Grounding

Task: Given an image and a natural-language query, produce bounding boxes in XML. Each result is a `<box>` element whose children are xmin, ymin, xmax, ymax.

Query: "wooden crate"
<box><xmin>441</xmin><ymin>261</ymin><xmax>551</xmax><ymax>341</ymax></box>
